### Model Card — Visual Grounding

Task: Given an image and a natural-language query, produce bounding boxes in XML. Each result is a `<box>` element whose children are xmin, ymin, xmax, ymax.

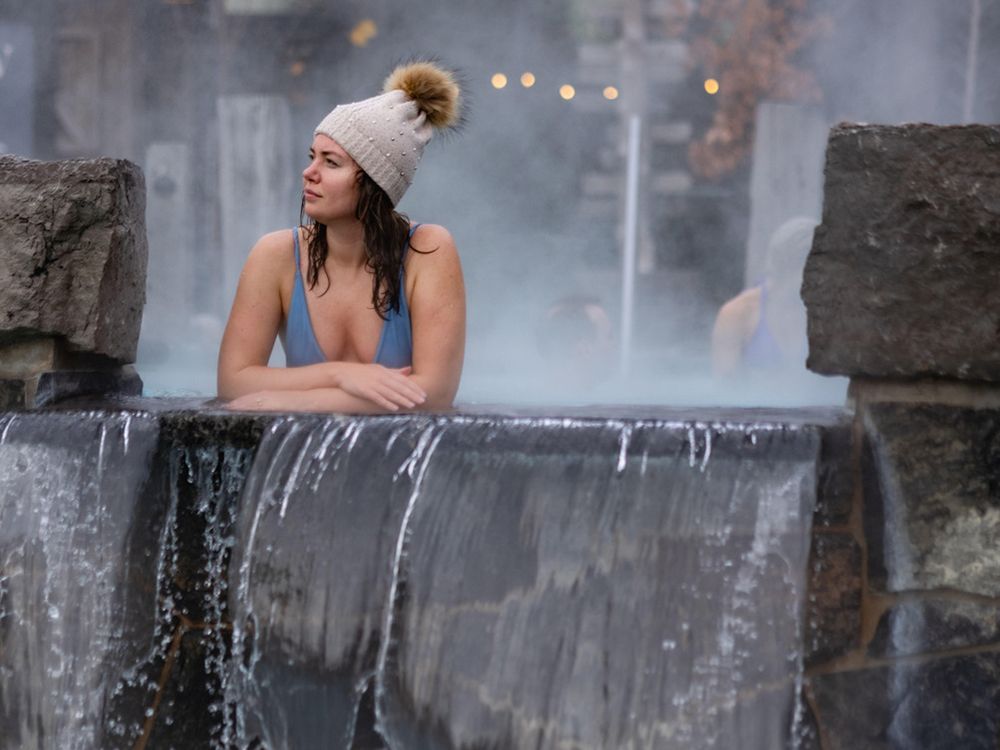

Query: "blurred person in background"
<box><xmin>711</xmin><ymin>217</ymin><xmax>816</xmax><ymax>378</ymax></box>
<box><xmin>536</xmin><ymin>295</ymin><xmax>615</xmax><ymax>394</ymax></box>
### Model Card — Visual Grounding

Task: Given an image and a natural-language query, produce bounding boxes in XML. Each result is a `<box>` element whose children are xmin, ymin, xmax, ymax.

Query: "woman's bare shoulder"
<box><xmin>241</xmin><ymin>228</ymin><xmax>296</xmax><ymax>273</ymax></box>
<box><xmin>409</xmin><ymin>223</ymin><xmax>459</xmax><ymax>265</ymax></box>
<box><xmin>715</xmin><ymin>286</ymin><xmax>762</xmax><ymax>340</ymax></box>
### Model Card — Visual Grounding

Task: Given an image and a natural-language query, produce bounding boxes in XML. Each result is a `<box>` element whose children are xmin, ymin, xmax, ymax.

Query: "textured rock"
<box><xmin>0</xmin><ymin>368</ymin><xmax>143</xmax><ymax>409</ymax></box>
<box><xmin>814</xmin><ymin>421</ymin><xmax>853</xmax><ymax>527</ymax></box>
<box><xmin>862</xmin><ymin>402</ymin><xmax>1000</xmax><ymax>597</ymax></box>
<box><xmin>0</xmin><ymin>155</ymin><xmax>147</xmax><ymax>363</ymax></box>
<box><xmin>803</xmin><ymin>123</ymin><xmax>1000</xmax><ymax>379</ymax></box>
<box><xmin>810</xmin><ymin>653</ymin><xmax>1000</xmax><ymax>750</ymax></box>
<box><xmin>869</xmin><ymin>596</ymin><xmax>1000</xmax><ymax>659</ymax></box>
<box><xmin>805</xmin><ymin>532</ymin><xmax>862</xmax><ymax>667</ymax></box>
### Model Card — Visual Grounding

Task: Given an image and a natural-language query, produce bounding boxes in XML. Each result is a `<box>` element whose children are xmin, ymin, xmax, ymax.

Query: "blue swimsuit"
<box><xmin>284</xmin><ymin>225</ymin><xmax>417</xmax><ymax>368</ymax></box>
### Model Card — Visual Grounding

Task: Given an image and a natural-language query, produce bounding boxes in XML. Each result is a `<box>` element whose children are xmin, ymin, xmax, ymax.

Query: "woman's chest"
<box><xmin>296</xmin><ymin>275</ymin><xmax>386</xmax><ymax>363</ymax></box>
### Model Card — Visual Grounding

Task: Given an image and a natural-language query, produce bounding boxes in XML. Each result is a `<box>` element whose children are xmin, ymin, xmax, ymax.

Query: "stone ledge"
<box><xmin>0</xmin><ymin>368</ymin><xmax>143</xmax><ymax>409</ymax></box>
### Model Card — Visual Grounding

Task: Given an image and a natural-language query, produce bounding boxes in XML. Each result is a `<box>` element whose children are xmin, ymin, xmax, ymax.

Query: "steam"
<box><xmin>4</xmin><ymin>0</ymin><xmax>995</xmax><ymax>406</ymax></box>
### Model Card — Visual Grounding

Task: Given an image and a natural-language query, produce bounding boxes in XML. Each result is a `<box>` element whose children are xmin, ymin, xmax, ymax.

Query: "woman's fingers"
<box><xmin>374</xmin><ymin>382</ymin><xmax>417</xmax><ymax>409</ymax></box>
<box><xmin>382</xmin><ymin>370</ymin><xmax>426</xmax><ymax>402</ymax></box>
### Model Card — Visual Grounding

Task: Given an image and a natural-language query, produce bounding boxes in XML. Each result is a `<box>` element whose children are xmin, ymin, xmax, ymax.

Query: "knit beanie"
<box><xmin>314</xmin><ymin>61</ymin><xmax>461</xmax><ymax>206</ymax></box>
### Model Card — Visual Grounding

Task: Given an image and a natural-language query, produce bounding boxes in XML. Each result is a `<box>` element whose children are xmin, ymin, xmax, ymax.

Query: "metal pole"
<box><xmin>620</xmin><ymin>114</ymin><xmax>641</xmax><ymax>378</ymax></box>
<box><xmin>963</xmin><ymin>0</ymin><xmax>982</xmax><ymax>123</ymax></box>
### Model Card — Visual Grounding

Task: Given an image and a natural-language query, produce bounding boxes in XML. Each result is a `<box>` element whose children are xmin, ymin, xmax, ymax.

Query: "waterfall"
<box><xmin>0</xmin><ymin>409</ymin><xmax>821</xmax><ymax>749</ymax></box>
<box><xmin>0</xmin><ymin>412</ymin><xmax>159</xmax><ymax>749</ymax></box>
<box><xmin>226</xmin><ymin>415</ymin><xmax>819</xmax><ymax>749</ymax></box>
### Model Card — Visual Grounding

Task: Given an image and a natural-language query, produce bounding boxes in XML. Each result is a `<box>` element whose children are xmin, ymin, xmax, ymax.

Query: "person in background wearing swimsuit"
<box><xmin>218</xmin><ymin>61</ymin><xmax>466</xmax><ymax>412</ymax></box>
<box><xmin>711</xmin><ymin>217</ymin><xmax>816</xmax><ymax>377</ymax></box>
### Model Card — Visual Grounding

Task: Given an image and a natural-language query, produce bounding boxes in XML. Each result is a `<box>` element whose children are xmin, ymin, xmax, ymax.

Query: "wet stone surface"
<box><xmin>804</xmin><ymin>532</ymin><xmax>862</xmax><ymax>667</ymax></box>
<box><xmin>809</xmin><ymin>652</ymin><xmax>1000</xmax><ymax>750</ymax></box>
<box><xmin>868</xmin><ymin>597</ymin><xmax>1000</xmax><ymax>659</ymax></box>
<box><xmin>861</xmin><ymin>402</ymin><xmax>1000</xmax><ymax>597</ymax></box>
<box><xmin>814</xmin><ymin>421</ymin><xmax>853</xmax><ymax>527</ymax></box>
<box><xmin>803</xmin><ymin>123</ymin><xmax>1000</xmax><ymax>380</ymax></box>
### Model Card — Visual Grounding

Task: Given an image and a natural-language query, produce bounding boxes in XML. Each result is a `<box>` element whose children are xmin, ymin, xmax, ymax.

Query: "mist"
<box><xmin>2</xmin><ymin>0</ymin><xmax>997</xmax><ymax>408</ymax></box>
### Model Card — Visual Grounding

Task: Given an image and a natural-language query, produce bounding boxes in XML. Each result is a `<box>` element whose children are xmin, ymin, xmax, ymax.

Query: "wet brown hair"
<box><xmin>300</xmin><ymin>169</ymin><xmax>427</xmax><ymax>319</ymax></box>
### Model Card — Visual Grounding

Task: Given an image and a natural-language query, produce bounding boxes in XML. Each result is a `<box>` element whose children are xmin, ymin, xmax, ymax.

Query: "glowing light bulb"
<box><xmin>559</xmin><ymin>84</ymin><xmax>576</xmax><ymax>101</ymax></box>
<box><xmin>491</xmin><ymin>73</ymin><xmax>508</xmax><ymax>90</ymax></box>
<box><xmin>704</xmin><ymin>78</ymin><xmax>720</xmax><ymax>95</ymax></box>
<box><xmin>521</xmin><ymin>72</ymin><xmax>536</xmax><ymax>88</ymax></box>
<box><xmin>603</xmin><ymin>86</ymin><xmax>619</xmax><ymax>101</ymax></box>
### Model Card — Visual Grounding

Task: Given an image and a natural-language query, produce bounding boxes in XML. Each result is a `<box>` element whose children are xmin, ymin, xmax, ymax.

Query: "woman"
<box><xmin>218</xmin><ymin>61</ymin><xmax>466</xmax><ymax>412</ymax></box>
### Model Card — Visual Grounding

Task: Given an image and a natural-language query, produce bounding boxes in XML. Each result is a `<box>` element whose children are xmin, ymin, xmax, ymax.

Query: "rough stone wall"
<box><xmin>802</xmin><ymin>392</ymin><xmax>1000</xmax><ymax>749</ymax></box>
<box><xmin>803</xmin><ymin>123</ymin><xmax>1000</xmax><ymax>380</ymax></box>
<box><xmin>0</xmin><ymin>155</ymin><xmax>147</xmax><ymax>364</ymax></box>
<box><xmin>801</xmin><ymin>123</ymin><xmax>1000</xmax><ymax>747</ymax></box>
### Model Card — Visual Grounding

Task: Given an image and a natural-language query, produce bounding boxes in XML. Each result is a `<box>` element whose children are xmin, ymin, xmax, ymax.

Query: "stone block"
<box><xmin>861</xmin><ymin>402</ymin><xmax>1000</xmax><ymax>597</ymax></box>
<box><xmin>805</xmin><ymin>532</ymin><xmax>863</xmax><ymax>667</ymax></box>
<box><xmin>809</xmin><ymin>653</ymin><xmax>1000</xmax><ymax>750</ymax></box>
<box><xmin>803</xmin><ymin>123</ymin><xmax>1000</xmax><ymax>380</ymax></box>
<box><xmin>869</xmin><ymin>596</ymin><xmax>1000</xmax><ymax>659</ymax></box>
<box><xmin>0</xmin><ymin>368</ymin><xmax>143</xmax><ymax>409</ymax></box>
<box><xmin>0</xmin><ymin>155</ymin><xmax>147</xmax><ymax>364</ymax></box>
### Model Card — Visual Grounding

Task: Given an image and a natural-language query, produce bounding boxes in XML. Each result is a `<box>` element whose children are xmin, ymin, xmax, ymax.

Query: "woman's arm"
<box><xmin>217</xmin><ymin>231</ymin><xmax>335</xmax><ymax>399</ymax></box>
<box><xmin>217</xmin><ymin>231</ymin><xmax>425</xmax><ymax>410</ymax></box>
<box><xmin>711</xmin><ymin>288</ymin><xmax>760</xmax><ymax>378</ymax></box>
<box><xmin>405</xmin><ymin>224</ymin><xmax>467</xmax><ymax>409</ymax></box>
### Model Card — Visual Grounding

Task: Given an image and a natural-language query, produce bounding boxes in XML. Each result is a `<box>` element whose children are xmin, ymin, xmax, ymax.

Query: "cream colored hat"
<box><xmin>314</xmin><ymin>61</ymin><xmax>461</xmax><ymax>205</ymax></box>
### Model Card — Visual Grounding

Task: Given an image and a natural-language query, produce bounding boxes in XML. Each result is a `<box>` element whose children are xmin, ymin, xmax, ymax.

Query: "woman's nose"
<box><xmin>303</xmin><ymin>161</ymin><xmax>318</xmax><ymax>180</ymax></box>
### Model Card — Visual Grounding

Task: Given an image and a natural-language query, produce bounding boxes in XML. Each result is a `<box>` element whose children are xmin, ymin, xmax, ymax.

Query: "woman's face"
<box><xmin>302</xmin><ymin>134</ymin><xmax>360</xmax><ymax>223</ymax></box>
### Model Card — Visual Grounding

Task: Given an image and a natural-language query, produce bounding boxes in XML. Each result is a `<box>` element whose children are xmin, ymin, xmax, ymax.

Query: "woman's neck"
<box><xmin>322</xmin><ymin>217</ymin><xmax>366</xmax><ymax>269</ymax></box>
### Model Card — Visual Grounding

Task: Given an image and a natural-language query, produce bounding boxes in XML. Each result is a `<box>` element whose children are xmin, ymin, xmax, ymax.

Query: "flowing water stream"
<box><xmin>0</xmin><ymin>409</ymin><xmax>822</xmax><ymax>749</ymax></box>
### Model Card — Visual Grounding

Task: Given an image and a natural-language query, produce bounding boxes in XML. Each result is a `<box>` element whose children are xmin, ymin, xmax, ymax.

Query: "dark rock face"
<box><xmin>869</xmin><ymin>597</ymin><xmax>1000</xmax><ymax>659</ymax></box>
<box><xmin>861</xmin><ymin>402</ymin><xmax>1000</xmax><ymax>597</ymax></box>
<box><xmin>0</xmin><ymin>155</ymin><xmax>147</xmax><ymax>364</ymax></box>
<box><xmin>803</xmin><ymin>123</ymin><xmax>1000</xmax><ymax>380</ymax></box>
<box><xmin>815</xmin><ymin>422</ymin><xmax>853</xmax><ymax>527</ymax></box>
<box><xmin>809</xmin><ymin>653</ymin><xmax>1000</xmax><ymax>750</ymax></box>
<box><xmin>804</xmin><ymin>532</ymin><xmax>862</xmax><ymax>667</ymax></box>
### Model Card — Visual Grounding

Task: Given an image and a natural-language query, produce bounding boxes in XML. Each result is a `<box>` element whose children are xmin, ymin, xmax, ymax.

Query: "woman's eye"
<box><xmin>326</xmin><ymin>160</ymin><xmax>338</xmax><ymax>167</ymax></box>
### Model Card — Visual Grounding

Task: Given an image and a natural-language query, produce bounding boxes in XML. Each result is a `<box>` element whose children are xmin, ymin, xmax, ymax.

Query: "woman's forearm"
<box><xmin>217</xmin><ymin>362</ymin><xmax>340</xmax><ymax>400</ymax></box>
<box><xmin>226</xmin><ymin>387</ymin><xmax>393</xmax><ymax>414</ymax></box>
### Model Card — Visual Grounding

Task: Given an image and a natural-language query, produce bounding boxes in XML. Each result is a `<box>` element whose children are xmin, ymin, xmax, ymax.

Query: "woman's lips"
<box><xmin>304</xmin><ymin>189</ymin><xmax>321</xmax><ymax>199</ymax></box>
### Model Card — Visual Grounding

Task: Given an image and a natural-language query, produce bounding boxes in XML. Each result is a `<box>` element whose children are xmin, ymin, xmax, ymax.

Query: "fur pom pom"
<box><xmin>384</xmin><ymin>61</ymin><xmax>461</xmax><ymax>129</ymax></box>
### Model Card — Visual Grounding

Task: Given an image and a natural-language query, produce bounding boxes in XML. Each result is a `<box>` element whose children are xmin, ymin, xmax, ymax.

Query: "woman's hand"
<box><xmin>332</xmin><ymin>363</ymin><xmax>427</xmax><ymax>411</ymax></box>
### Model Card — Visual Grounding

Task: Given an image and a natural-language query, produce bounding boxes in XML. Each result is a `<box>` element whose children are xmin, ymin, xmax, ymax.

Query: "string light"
<box><xmin>704</xmin><ymin>78</ymin><xmax>720</xmax><ymax>95</ymax></box>
<box><xmin>491</xmin><ymin>73</ymin><xmax>508</xmax><ymax>89</ymax></box>
<box><xmin>603</xmin><ymin>86</ymin><xmax>619</xmax><ymax>101</ymax></box>
<box><xmin>559</xmin><ymin>84</ymin><xmax>576</xmax><ymax>100</ymax></box>
<box><xmin>348</xmin><ymin>19</ymin><xmax>377</xmax><ymax>47</ymax></box>
<box><xmin>520</xmin><ymin>72</ymin><xmax>536</xmax><ymax>88</ymax></box>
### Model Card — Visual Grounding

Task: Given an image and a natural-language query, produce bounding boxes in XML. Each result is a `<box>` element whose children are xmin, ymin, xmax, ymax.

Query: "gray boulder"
<box><xmin>803</xmin><ymin>123</ymin><xmax>1000</xmax><ymax>380</ymax></box>
<box><xmin>0</xmin><ymin>155</ymin><xmax>147</xmax><ymax>364</ymax></box>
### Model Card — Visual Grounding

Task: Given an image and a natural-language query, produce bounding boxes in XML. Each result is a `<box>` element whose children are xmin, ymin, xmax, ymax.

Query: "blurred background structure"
<box><xmin>2</xmin><ymin>0</ymin><xmax>998</xmax><ymax>405</ymax></box>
